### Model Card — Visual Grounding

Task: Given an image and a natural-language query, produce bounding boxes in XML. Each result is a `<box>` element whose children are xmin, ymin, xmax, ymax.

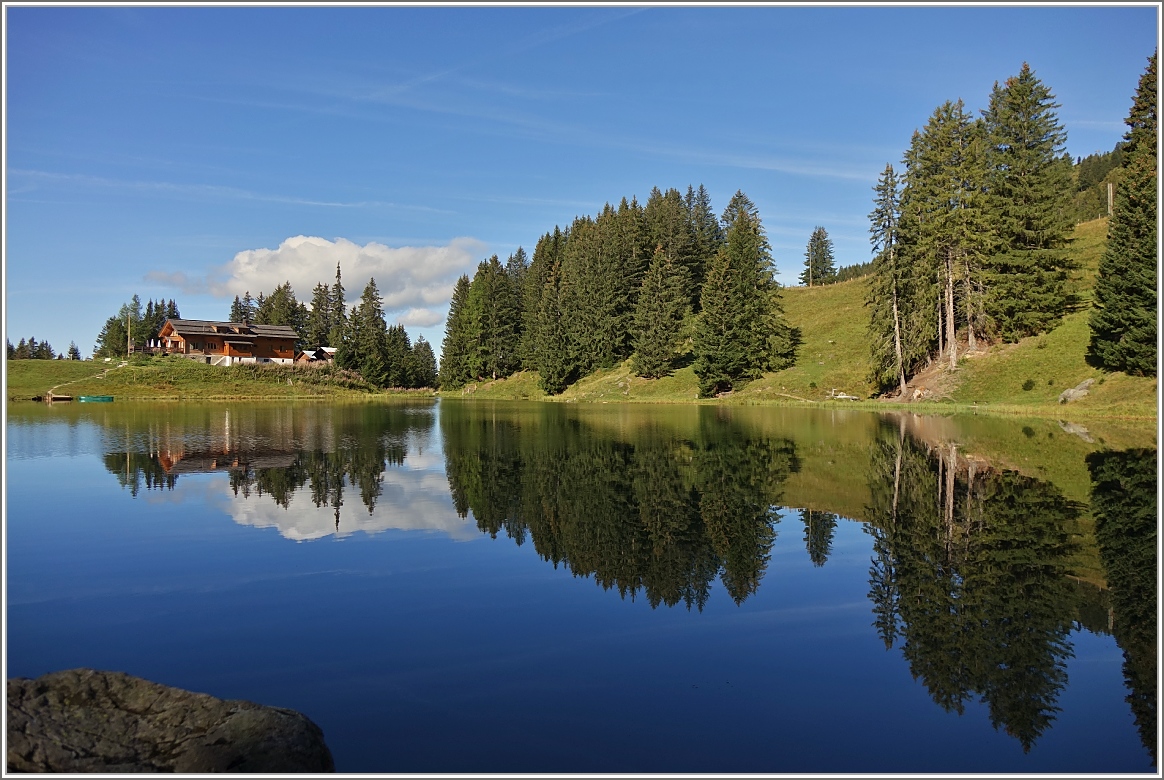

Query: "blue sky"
<box><xmin>5</xmin><ymin>5</ymin><xmax>1159</xmax><ymax>358</ymax></box>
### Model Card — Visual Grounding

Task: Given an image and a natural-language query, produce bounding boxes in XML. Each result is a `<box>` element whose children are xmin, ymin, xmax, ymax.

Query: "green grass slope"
<box><xmin>4</xmin><ymin>355</ymin><xmax>429</xmax><ymax>402</ymax></box>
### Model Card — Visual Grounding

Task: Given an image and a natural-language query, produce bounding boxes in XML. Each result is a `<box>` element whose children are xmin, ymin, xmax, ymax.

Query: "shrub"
<box><xmin>1022</xmin><ymin>379</ymin><xmax>1035</xmax><ymax>391</ymax></box>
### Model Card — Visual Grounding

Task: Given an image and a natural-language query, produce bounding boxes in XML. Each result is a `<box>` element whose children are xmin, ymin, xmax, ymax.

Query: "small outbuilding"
<box><xmin>295</xmin><ymin>346</ymin><xmax>336</xmax><ymax>364</ymax></box>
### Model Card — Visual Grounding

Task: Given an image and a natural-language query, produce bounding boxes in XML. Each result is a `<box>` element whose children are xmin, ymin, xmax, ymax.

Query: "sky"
<box><xmin>4</xmin><ymin>4</ymin><xmax>1160</xmax><ymax>359</ymax></box>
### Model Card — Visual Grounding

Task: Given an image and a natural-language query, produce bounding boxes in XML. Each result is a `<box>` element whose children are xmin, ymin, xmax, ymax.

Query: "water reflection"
<box><xmin>864</xmin><ymin>417</ymin><xmax>1084</xmax><ymax>752</ymax></box>
<box><xmin>77</xmin><ymin>400</ymin><xmax>1155</xmax><ymax>760</ymax></box>
<box><xmin>1089</xmin><ymin>448</ymin><xmax>1157</xmax><ymax>763</ymax></box>
<box><xmin>97</xmin><ymin>403</ymin><xmax>459</xmax><ymax>539</ymax></box>
<box><xmin>441</xmin><ymin>403</ymin><xmax>800</xmax><ymax>608</ymax></box>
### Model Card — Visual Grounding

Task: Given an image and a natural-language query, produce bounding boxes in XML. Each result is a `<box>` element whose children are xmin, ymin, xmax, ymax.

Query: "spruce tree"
<box><xmin>520</xmin><ymin>229</ymin><xmax>561</xmax><ymax>369</ymax></box>
<box><xmin>867</xmin><ymin>164</ymin><xmax>910</xmax><ymax>394</ymax></box>
<box><xmin>349</xmin><ymin>278</ymin><xmax>389</xmax><ymax>387</ymax></box>
<box><xmin>645</xmin><ymin>187</ymin><xmax>698</xmax><ymax>306</ymax></box>
<box><xmin>306</xmin><ymin>282</ymin><xmax>333</xmax><ymax>347</ymax></box>
<box><xmin>465</xmin><ymin>255</ymin><xmax>520</xmax><ymax>380</ymax></box>
<box><xmin>534</xmin><ymin>262</ymin><xmax>575</xmax><ymax>395</ymax></box>
<box><xmin>382</xmin><ymin>324</ymin><xmax>412</xmax><ymax>388</ymax></box>
<box><xmin>685</xmin><ymin>184</ymin><xmax>724</xmax><ymax>305</ymax></box>
<box><xmin>694</xmin><ymin>193</ymin><xmax>792</xmax><ymax>396</ymax></box>
<box><xmin>800</xmin><ymin>226</ymin><xmax>837</xmax><ymax>286</ymax></box>
<box><xmin>632</xmin><ymin>246</ymin><xmax>689</xmax><ymax>378</ymax></box>
<box><xmin>982</xmin><ymin>63</ymin><xmax>1075</xmax><ymax>340</ymax></box>
<box><xmin>329</xmin><ymin>264</ymin><xmax>347</xmax><ymax>348</ymax></box>
<box><xmin>1089</xmin><ymin>52</ymin><xmax>1157</xmax><ymax>376</ymax></box>
<box><xmin>411</xmin><ymin>336</ymin><xmax>439</xmax><ymax>388</ymax></box>
<box><xmin>895</xmin><ymin>101</ymin><xmax>994</xmax><ymax>371</ymax></box>
<box><xmin>439</xmin><ymin>274</ymin><xmax>473</xmax><ymax>389</ymax></box>
<box><xmin>68</xmin><ymin>341</ymin><xmax>82</xmax><ymax>360</ymax></box>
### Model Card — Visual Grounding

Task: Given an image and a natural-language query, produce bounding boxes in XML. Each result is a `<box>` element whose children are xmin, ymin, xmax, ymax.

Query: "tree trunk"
<box><xmin>964</xmin><ymin>265</ymin><xmax>977</xmax><ymax>352</ymax></box>
<box><xmin>891</xmin><ymin>254</ymin><xmax>907</xmax><ymax>395</ymax></box>
<box><xmin>892</xmin><ymin>416</ymin><xmax>905</xmax><ymax>520</ymax></box>
<box><xmin>946</xmin><ymin>253</ymin><xmax>957</xmax><ymax>370</ymax></box>
<box><xmin>936</xmin><ymin>287</ymin><xmax>945</xmax><ymax>368</ymax></box>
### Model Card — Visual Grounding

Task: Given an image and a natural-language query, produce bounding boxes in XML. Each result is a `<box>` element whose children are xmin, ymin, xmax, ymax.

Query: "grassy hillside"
<box><xmin>4</xmin><ymin>354</ymin><xmax>431</xmax><ymax>402</ymax></box>
<box><xmin>452</xmin><ymin>217</ymin><xmax>1156</xmax><ymax>420</ymax></box>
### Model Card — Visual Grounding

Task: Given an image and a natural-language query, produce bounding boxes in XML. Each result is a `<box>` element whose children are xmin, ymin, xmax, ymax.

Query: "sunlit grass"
<box><xmin>4</xmin><ymin>354</ymin><xmax>418</xmax><ymax>402</ymax></box>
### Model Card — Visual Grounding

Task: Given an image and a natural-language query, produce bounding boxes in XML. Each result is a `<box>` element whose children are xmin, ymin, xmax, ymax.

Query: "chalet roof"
<box><xmin>164</xmin><ymin>319</ymin><xmax>299</xmax><ymax>340</ymax></box>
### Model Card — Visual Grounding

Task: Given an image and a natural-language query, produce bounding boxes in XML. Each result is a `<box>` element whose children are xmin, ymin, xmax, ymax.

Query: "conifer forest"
<box><xmin>439</xmin><ymin>56</ymin><xmax>1158</xmax><ymax>398</ymax></box>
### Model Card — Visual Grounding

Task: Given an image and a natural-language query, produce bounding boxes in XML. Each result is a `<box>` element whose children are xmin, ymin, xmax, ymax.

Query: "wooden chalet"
<box><xmin>152</xmin><ymin>319</ymin><xmax>299</xmax><ymax>365</ymax></box>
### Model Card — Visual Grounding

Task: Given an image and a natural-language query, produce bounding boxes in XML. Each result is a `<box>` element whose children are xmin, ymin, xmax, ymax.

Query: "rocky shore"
<box><xmin>7</xmin><ymin>669</ymin><xmax>334</xmax><ymax>773</ymax></box>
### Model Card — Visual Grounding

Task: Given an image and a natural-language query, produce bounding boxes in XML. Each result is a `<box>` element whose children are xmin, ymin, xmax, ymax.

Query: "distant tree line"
<box><xmin>865</xmin><ymin>63</ymin><xmax>1079</xmax><ymax>395</ymax></box>
<box><xmin>1069</xmin><ymin>144</ymin><xmax>1125</xmax><ymax>224</ymax></box>
<box><xmin>6</xmin><ymin>337</ymin><xmax>81</xmax><ymax>360</ymax></box>
<box><xmin>440</xmin><ymin>185</ymin><xmax>798</xmax><ymax>397</ymax></box>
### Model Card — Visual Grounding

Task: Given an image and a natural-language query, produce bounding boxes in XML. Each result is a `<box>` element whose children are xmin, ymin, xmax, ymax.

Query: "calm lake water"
<box><xmin>5</xmin><ymin>399</ymin><xmax>1156</xmax><ymax>773</ymax></box>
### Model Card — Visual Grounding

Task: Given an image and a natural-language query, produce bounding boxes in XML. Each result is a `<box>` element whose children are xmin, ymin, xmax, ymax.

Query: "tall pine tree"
<box><xmin>982</xmin><ymin>63</ymin><xmax>1075</xmax><ymax>341</ymax></box>
<box><xmin>306</xmin><ymin>282</ymin><xmax>333</xmax><ymax>347</ymax></box>
<box><xmin>867</xmin><ymin>164</ymin><xmax>911</xmax><ymax>395</ymax></box>
<box><xmin>1089</xmin><ymin>51</ymin><xmax>1157</xmax><ymax>376</ymax></box>
<box><xmin>439</xmin><ymin>274</ymin><xmax>473</xmax><ymax>389</ymax></box>
<box><xmin>694</xmin><ymin>192</ymin><xmax>793</xmax><ymax>396</ymax></box>
<box><xmin>534</xmin><ymin>261</ymin><xmax>575</xmax><ymax>395</ymax></box>
<box><xmin>632</xmin><ymin>246</ymin><xmax>690</xmax><ymax>379</ymax></box>
<box><xmin>329</xmin><ymin>263</ymin><xmax>347</xmax><ymax>348</ymax></box>
<box><xmin>465</xmin><ymin>255</ymin><xmax>520</xmax><ymax>380</ymax></box>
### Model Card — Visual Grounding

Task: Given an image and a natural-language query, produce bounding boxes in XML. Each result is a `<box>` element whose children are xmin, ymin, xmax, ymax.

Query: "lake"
<box><xmin>5</xmin><ymin>399</ymin><xmax>1156</xmax><ymax>773</ymax></box>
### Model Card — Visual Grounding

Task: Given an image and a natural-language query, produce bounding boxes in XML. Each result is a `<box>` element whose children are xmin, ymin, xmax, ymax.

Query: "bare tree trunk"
<box><xmin>966</xmin><ymin>460</ymin><xmax>976</xmax><ymax>531</ymax></box>
<box><xmin>945</xmin><ymin>443</ymin><xmax>957</xmax><ymax>554</ymax></box>
<box><xmin>892</xmin><ymin>416</ymin><xmax>905</xmax><ymax>521</ymax></box>
<box><xmin>946</xmin><ymin>253</ymin><xmax>957</xmax><ymax>370</ymax></box>
<box><xmin>936</xmin><ymin>284</ymin><xmax>945</xmax><ymax>368</ymax></box>
<box><xmin>964</xmin><ymin>264</ymin><xmax>977</xmax><ymax>352</ymax></box>
<box><xmin>891</xmin><ymin>261</ymin><xmax>906</xmax><ymax>395</ymax></box>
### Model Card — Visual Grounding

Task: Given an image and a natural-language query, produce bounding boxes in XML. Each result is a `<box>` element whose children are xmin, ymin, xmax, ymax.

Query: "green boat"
<box><xmin>77</xmin><ymin>396</ymin><xmax>114</xmax><ymax>403</ymax></box>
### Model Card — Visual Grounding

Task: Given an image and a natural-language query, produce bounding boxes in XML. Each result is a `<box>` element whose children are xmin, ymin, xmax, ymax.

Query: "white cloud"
<box><xmin>395</xmin><ymin>307</ymin><xmax>445</xmax><ymax>328</ymax></box>
<box><xmin>159</xmin><ymin>235</ymin><xmax>488</xmax><ymax>320</ymax></box>
<box><xmin>222</xmin><ymin>469</ymin><xmax>479</xmax><ymax>542</ymax></box>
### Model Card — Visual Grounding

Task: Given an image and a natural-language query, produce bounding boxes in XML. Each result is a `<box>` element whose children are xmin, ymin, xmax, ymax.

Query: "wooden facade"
<box><xmin>154</xmin><ymin>319</ymin><xmax>299</xmax><ymax>365</ymax></box>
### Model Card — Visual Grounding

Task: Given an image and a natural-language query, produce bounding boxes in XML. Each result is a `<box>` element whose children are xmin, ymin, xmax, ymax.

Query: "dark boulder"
<box><xmin>7</xmin><ymin>669</ymin><xmax>334</xmax><ymax>773</ymax></box>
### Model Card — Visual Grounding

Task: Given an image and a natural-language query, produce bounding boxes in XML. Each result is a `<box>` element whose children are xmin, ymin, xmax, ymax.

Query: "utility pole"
<box><xmin>1107</xmin><ymin>182</ymin><xmax>1114</xmax><ymax>216</ymax></box>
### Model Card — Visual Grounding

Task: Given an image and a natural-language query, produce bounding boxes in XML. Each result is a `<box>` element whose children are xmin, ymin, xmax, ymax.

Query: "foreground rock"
<box><xmin>1059</xmin><ymin>378</ymin><xmax>1095</xmax><ymax>404</ymax></box>
<box><xmin>7</xmin><ymin>669</ymin><xmax>334</xmax><ymax>773</ymax></box>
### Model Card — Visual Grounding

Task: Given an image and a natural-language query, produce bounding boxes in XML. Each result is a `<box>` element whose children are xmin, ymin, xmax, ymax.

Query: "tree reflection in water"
<box><xmin>95</xmin><ymin>401</ymin><xmax>1155</xmax><ymax>762</ymax></box>
<box><xmin>1089</xmin><ymin>448</ymin><xmax>1157</xmax><ymax>765</ymax></box>
<box><xmin>102</xmin><ymin>404</ymin><xmax>431</xmax><ymax>520</ymax></box>
<box><xmin>864</xmin><ymin>417</ymin><xmax>1084</xmax><ymax>753</ymax></box>
<box><xmin>441</xmin><ymin>403</ymin><xmax>800</xmax><ymax>609</ymax></box>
